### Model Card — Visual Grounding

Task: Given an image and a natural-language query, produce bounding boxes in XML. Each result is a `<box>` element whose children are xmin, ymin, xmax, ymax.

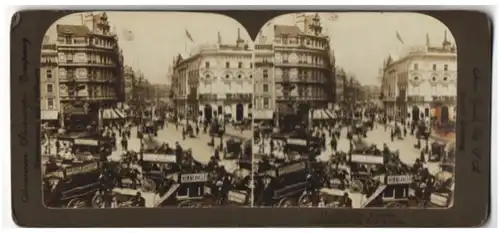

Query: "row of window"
<box><xmin>276</xmin><ymin>53</ymin><xmax>325</xmax><ymax>65</ymax></box>
<box><xmin>413</xmin><ymin>63</ymin><xmax>450</xmax><ymax>71</ymax></box>
<box><xmin>203</xmin><ymin>73</ymin><xmax>253</xmax><ymax>80</ymax></box>
<box><xmin>274</xmin><ymin>36</ymin><xmax>327</xmax><ymax>49</ymax></box>
<box><xmin>59</xmin><ymin>68</ymin><xmax>114</xmax><ymax>79</ymax></box>
<box><xmin>58</xmin><ymin>36</ymin><xmax>115</xmax><ymax>47</ymax></box>
<box><xmin>408</xmin><ymin>85</ymin><xmax>454</xmax><ymax>95</ymax></box>
<box><xmin>59</xmin><ymin>53</ymin><xmax>114</xmax><ymax>64</ymax></box>
<box><xmin>60</xmin><ymin>89</ymin><xmax>117</xmax><ymax>98</ymax></box>
<box><xmin>277</xmin><ymin>86</ymin><xmax>325</xmax><ymax>98</ymax></box>
<box><xmin>200</xmin><ymin>83</ymin><xmax>251</xmax><ymax>92</ymax></box>
<box><xmin>205</xmin><ymin>61</ymin><xmax>253</xmax><ymax>69</ymax></box>
<box><xmin>413</xmin><ymin>76</ymin><xmax>453</xmax><ymax>82</ymax></box>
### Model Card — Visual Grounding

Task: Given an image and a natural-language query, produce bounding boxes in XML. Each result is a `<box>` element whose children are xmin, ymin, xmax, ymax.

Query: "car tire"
<box><xmin>66</xmin><ymin>198</ymin><xmax>87</xmax><ymax>208</ymax></box>
<box><xmin>350</xmin><ymin>180</ymin><xmax>364</xmax><ymax>193</ymax></box>
<box><xmin>277</xmin><ymin>197</ymin><xmax>295</xmax><ymax>208</ymax></box>
<box><xmin>91</xmin><ymin>193</ymin><xmax>104</xmax><ymax>208</ymax></box>
<box><xmin>141</xmin><ymin>178</ymin><xmax>156</xmax><ymax>192</ymax></box>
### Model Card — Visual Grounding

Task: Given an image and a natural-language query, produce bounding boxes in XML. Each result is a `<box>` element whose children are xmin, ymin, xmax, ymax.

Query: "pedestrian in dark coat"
<box><xmin>121</xmin><ymin>137</ymin><xmax>128</xmax><ymax>151</ymax></box>
<box><xmin>331</xmin><ymin>137</ymin><xmax>338</xmax><ymax>152</ymax></box>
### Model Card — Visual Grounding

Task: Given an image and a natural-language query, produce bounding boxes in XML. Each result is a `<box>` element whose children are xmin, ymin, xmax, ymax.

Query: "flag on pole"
<box><xmin>396</xmin><ymin>31</ymin><xmax>404</xmax><ymax>44</ymax></box>
<box><xmin>185</xmin><ymin>29</ymin><xmax>194</xmax><ymax>42</ymax></box>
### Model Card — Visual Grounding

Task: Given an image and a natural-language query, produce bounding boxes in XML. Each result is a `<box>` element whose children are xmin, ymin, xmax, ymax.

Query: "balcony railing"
<box><xmin>407</xmin><ymin>95</ymin><xmax>425</xmax><ymax>102</ymax></box>
<box><xmin>59</xmin><ymin>61</ymin><xmax>117</xmax><ymax>67</ymax></box>
<box><xmin>432</xmin><ymin>96</ymin><xmax>457</xmax><ymax>102</ymax></box>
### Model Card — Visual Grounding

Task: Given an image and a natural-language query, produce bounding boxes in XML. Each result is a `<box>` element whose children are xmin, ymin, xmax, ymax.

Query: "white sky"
<box><xmin>259</xmin><ymin>12</ymin><xmax>456</xmax><ymax>85</ymax></box>
<box><xmin>45</xmin><ymin>12</ymin><xmax>455</xmax><ymax>86</ymax></box>
<box><xmin>44</xmin><ymin>12</ymin><xmax>252</xmax><ymax>84</ymax></box>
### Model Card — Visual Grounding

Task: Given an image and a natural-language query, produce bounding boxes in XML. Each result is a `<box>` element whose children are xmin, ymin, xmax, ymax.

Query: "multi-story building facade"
<box><xmin>253</xmin><ymin>44</ymin><xmax>275</xmax><ymax>121</ymax></box>
<box><xmin>335</xmin><ymin>67</ymin><xmax>346</xmax><ymax>105</ymax></box>
<box><xmin>381</xmin><ymin>32</ymin><xmax>457</xmax><ymax>124</ymax></box>
<box><xmin>124</xmin><ymin>65</ymin><xmax>135</xmax><ymax>103</ymax></box>
<box><xmin>272</xmin><ymin>14</ymin><xmax>335</xmax><ymax>119</ymax></box>
<box><xmin>41</xmin><ymin>37</ymin><xmax>60</xmax><ymax>124</ymax></box>
<box><xmin>172</xmin><ymin>30</ymin><xmax>253</xmax><ymax>123</ymax></box>
<box><xmin>56</xmin><ymin>12</ymin><xmax>124</xmax><ymax>127</ymax></box>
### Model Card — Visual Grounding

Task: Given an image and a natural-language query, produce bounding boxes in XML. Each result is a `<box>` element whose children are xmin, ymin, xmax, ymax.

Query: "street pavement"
<box><xmin>43</xmin><ymin>121</ymin><xmax>450</xmax><ymax>208</ymax></box>
<box><xmin>253</xmin><ymin>124</ymin><xmax>447</xmax><ymax>208</ymax></box>
<box><xmin>362</xmin><ymin>124</ymin><xmax>442</xmax><ymax>175</ymax></box>
<box><xmin>110</xmin><ymin>123</ymin><xmax>249</xmax><ymax>167</ymax></box>
<box><xmin>108</xmin><ymin>123</ymin><xmax>250</xmax><ymax>207</ymax></box>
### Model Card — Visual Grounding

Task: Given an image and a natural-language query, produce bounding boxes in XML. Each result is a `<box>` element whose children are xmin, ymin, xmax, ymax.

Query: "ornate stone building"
<box><xmin>381</xmin><ymin>32</ymin><xmax>457</xmax><ymax>124</ymax></box>
<box><xmin>40</xmin><ymin>37</ymin><xmax>59</xmax><ymax>123</ymax></box>
<box><xmin>253</xmin><ymin>44</ymin><xmax>275</xmax><ymax>121</ymax></box>
<box><xmin>172</xmin><ymin>30</ymin><xmax>253</xmax><ymax>123</ymax></box>
<box><xmin>272</xmin><ymin>14</ymin><xmax>335</xmax><ymax>125</ymax></box>
<box><xmin>56</xmin><ymin>12</ymin><xmax>124</xmax><ymax>127</ymax></box>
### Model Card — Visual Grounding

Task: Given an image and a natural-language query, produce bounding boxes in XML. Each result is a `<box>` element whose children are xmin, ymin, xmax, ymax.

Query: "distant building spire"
<box><xmin>217</xmin><ymin>31</ymin><xmax>222</xmax><ymax>44</ymax></box>
<box><xmin>426</xmin><ymin>33</ymin><xmax>430</xmax><ymax>46</ymax></box>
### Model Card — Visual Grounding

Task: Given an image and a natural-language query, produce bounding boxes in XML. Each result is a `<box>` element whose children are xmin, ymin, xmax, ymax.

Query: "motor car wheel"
<box><xmin>350</xmin><ymin>179</ymin><xmax>363</xmax><ymax>193</ymax></box>
<box><xmin>277</xmin><ymin>197</ymin><xmax>295</xmax><ymax>207</ymax></box>
<box><xmin>66</xmin><ymin>198</ymin><xmax>87</xmax><ymax>208</ymax></box>
<box><xmin>297</xmin><ymin>193</ymin><xmax>312</xmax><ymax>207</ymax></box>
<box><xmin>91</xmin><ymin>193</ymin><xmax>104</xmax><ymax>208</ymax></box>
<box><xmin>141</xmin><ymin>178</ymin><xmax>156</xmax><ymax>192</ymax></box>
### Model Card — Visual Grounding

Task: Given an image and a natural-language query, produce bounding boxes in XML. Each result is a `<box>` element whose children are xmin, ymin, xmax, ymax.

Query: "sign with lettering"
<box><xmin>74</xmin><ymin>138</ymin><xmax>99</xmax><ymax>146</ymax></box>
<box><xmin>65</xmin><ymin>162</ymin><xmax>99</xmax><ymax>176</ymax></box>
<box><xmin>287</xmin><ymin>138</ymin><xmax>307</xmax><ymax>146</ymax></box>
<box><xmin>45</xmin><ymin>171</ymin><xmax>64</xmax><ymax>178</ymax></box>
<box><xmin>386</xmin><ymin>175</ymin><xmax>413</xmax><ymax>185</ymax></box>
<box><xmin>351</xmin><ymin>154</ymin><xmax>384</xmax><ymax>164</ymax></box>
<box><xmin>142</xmin><ymin>153</ymin><xmax>176</xmax><ymax>163</ymax></box>
<box><xmin>227</xmin><ymin>190</ymin><xmax>247</xmax><ymax>204</ymax></box>
<box><xmin>259</xmin><ymin>169</ymin><xmax>276</xmax><ymax>177</ymax></box>
<box><xmin>180</xmin><ymin>173</ymin><xmax>209</xmax><ymax>183</ymax></box>
<box><xmin>277</xmin><ymin>162</ymin><xmax>306</xmax><ymax>176</ymax></box>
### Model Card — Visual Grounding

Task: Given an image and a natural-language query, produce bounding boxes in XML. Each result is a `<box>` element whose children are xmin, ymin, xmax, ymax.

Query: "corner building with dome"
<box><xmin>171</xmin><ymin>29</ymin><xmax>253</xmax><ymax>124</ymax></box>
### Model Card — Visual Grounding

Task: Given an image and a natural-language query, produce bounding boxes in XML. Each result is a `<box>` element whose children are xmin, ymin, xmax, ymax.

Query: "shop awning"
<box><xmin>65</xmin><ymin>106</ymin><xmax>86</xmax><ymax>115</ymax></box>
<box><xmin>41</xmin><ymin>110</ymin><xmax>59</xmax><ymax>120</ymax></box>
<box><xmin>253</xmin><ymin>110</ymin><xmax>273</xmax><ymax>120</ymax></box>
<box><xmin>312</xmin><ymin>109</ymin><xmax>329</xmax><ymax>120</ymax></box>
<box><xmin>101</xmin><ymin>108</ymin><xmax>126</xmax><ymax>119</ymax></box>
<box><xmin>324</xmin><ymin>109</ymin><xmax>336</xmax><ymax>119</ymax></box>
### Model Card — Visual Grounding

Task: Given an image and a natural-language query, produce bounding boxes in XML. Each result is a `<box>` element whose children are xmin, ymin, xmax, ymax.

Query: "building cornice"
<box><xmin>384</xmin><ymin>51</ymin><xmax>457</xmax><ymax>72</ymax></box>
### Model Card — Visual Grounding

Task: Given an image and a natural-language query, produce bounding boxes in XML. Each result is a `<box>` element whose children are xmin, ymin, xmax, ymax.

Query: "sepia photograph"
<box><xmin>38</xmin><ymin>11</ymin><xmax>457</xmax><ymax>210</ymax></box>
<box><xmin>40</xmin><ymin>12</ymin><xmax>253</xmax><ymax>208</ymax></box>
<box><xmin>251</xmin><ymin>12</ymin><xmax>456</xmax><ymax>208</ymax></box>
